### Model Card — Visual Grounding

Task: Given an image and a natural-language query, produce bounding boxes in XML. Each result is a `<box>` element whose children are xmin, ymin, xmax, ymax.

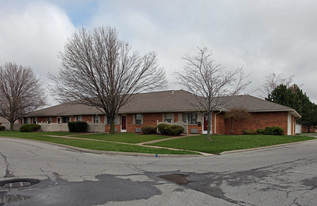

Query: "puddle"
<box><xmin>158</xmin><ymin>173</ymin><xmax>192</xmax><ymax>185</ymax></box>
<box><xmin>0</xmin><ymin>174</ymin><xmax>161</xmax><ymax>206</ymax></box>
<box><xmin>3</xmin><ymin>181</ymin><xmax>31</xmax><ymax>188</ymax></box>
<box><xmin>0</xmin><ymin>178</ymin><xmax>39</xmax><ymax>189</ymax></box>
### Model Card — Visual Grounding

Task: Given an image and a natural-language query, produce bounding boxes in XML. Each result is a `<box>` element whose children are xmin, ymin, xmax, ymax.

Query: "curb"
<box><xmin>220</xmin><ymin>138</ymin><xmax>317</xmax><ymax>155</ymax></box>
<box><xmin>1</xmin><ymin>136</ymin><xmax>315</xmax><ymax>158</ymax></box>
<box><xmin>0</xmin><ymin>137</ymin><xmax>200</xmax><ymax>158</ymax></box>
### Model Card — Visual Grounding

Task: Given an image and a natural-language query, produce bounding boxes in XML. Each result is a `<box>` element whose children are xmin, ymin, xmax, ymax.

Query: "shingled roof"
<box><xmin>24</xmin><ymin>90</ymin><xmax>300</xmax><ymax>118</ymax></box>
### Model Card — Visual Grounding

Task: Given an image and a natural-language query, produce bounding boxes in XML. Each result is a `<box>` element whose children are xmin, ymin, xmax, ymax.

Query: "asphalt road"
<box><xmin>0</xmin><ymin>137</ymin><xmax>317</xmax><ymax>206</ymax></box>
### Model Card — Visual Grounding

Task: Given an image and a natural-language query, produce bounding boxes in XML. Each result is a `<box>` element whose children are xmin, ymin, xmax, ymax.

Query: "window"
<box><xmin>62</xmin><ymin>116</ymin><xmax>70</xmax><ymax>123</ymax></box>
<box><xmin>165</xmin><ymin>113</ymin><xmax>173</xmax><ymax>123</ymax></box>
<box><xmin>93</xmin><ymin>115</ymin><xmax>99</xmax><ymax>123</ymax></box>
<box><xmin>47</xmin><ymin>117</ymin><xmax>52</xmax><ymax>124</ymax></box>
<box><xmin>76</xmin><ymin>116</ymin><xmax>82</xmax><ymax>121</ymax></box>
<box><xmin>183</xmin><ymin>113</ymin><xmax>198</xmax><ymax>124</ymax></box>
<box><xmin>135</xmin><ymin>114</ymin><xmax>143</xmax><ymax>125</ymax></box>
<box><xmin>33</xmin><ymin>117</ymin><xmax>37</xmax><ymax>124</ymax></box>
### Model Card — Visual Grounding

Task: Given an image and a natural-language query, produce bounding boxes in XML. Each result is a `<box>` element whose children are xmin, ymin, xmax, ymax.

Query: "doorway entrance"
<box><xmin>203</xmin><ymin>113</ymin><xmax>212</xmax><ymax>134</ymax></box>
<box><xmin>121</xmin><ymin>115</ymin><xmax>127</xmax><ymax>132</ymax></box>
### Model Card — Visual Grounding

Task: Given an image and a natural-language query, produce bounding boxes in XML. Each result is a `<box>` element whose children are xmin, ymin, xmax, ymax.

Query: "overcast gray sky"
<box><xmin>1</xmin><ymin>0</ymin><xmax>317</xmax><ymax>105</ymax></box>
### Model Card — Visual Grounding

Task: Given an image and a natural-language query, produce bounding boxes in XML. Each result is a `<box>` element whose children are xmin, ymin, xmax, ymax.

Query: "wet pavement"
<box><xmin>0</xmin><ymin>137</ymin><xmax>317</xmax><ymax>205</ymax></box>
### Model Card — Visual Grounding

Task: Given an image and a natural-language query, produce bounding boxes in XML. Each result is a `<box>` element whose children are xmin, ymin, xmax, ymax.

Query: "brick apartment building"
<box><xmin>22</xmin><ymin>90</ymin><xmax>300</xmax><ymax>135</ymax></box>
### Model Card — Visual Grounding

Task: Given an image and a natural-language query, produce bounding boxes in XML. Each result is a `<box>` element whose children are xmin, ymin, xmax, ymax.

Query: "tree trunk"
<box><xmin>10</xmin><ymin>121</ymin><xmax>14</xmax><ymax>131</ymax></box>
<box><xmin>110</xmin><ymin>118</ymin><xmax>116</xmax><ymax>134</ymax></box>
<box><xmin>206</xmin><ymin>112</ymin><xmax>212</xmax><ymax>140</ymax></box>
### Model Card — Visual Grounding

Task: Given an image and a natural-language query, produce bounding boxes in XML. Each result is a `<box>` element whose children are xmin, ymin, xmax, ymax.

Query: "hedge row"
<box><xmin>242</xmin><ymin>126</ymin><xmax>284</xmax><ymax>135</ymax></box>
<box><xmin>157</xmin><ymin>123</ymin><xmax>184</xmax><ymax>136</ymax></box>
<box><xmin>20</xmin><ymin>124</ymin><xmax>41</xmax><ymax>132</ymax></box>
<box><xmin>68</xmin><ymin>121</ymin><xmax>88</xmax><ymax>132</ymax></box>
<box><xmin>141</xmin><ymin>125</ymin><xmax>157</xmax><ymax>134</ymax></box>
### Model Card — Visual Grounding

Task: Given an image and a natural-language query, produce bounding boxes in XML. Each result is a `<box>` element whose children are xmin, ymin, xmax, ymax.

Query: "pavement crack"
<box><xmin>0</xmin><ymin>152</ymin><xmax>13</xmax><ymax>178</ymax></box>
<box><xmin>125</xmin><ymin>163</ymin><xmax>146</xmax><ymax>174</ymax></box>
<box><xmin>292</xmin><ymin>197</ymin><xmax>302</xmax><ymax>206</ymax></box>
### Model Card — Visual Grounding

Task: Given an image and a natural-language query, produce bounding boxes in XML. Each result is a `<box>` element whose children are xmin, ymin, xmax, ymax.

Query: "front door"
<box><xmin>203</xmin><ymin>113</ymin><xmax>212</xmax><ymax>134</ymax></box>
<box><xmin>121</xmin><ymin>115</ymin><xmax>127</xmax><ymax>132</ymax></box>
<box><xmin>204</xmin><ymin>115</ymin><xmax>208</xmax><ymax>131</ymax></box>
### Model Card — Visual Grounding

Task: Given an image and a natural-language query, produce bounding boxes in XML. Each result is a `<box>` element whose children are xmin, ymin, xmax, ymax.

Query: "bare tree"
<box><xmin>0</xmin><ymin>63</ymin><xmax>46</xmax><ymax>130</ymax></box>
<box><xmin>50</xmin><ymin>26</ymin><xmax>167</xmax><ymax>134</ymax></box>
<box><xmin>224</xmin><ymin>108</ymin><xmax>251</xmax><ymax>134</ymax></box>
<box><xmin>262</xmin><ymin>72</ymin><xmax>294</xmax><ymax>97</ymax></box>
<box><xmin>177</xmin><ymin>48</ymin><xmax>251</xmax><ymax>139</ymax></box>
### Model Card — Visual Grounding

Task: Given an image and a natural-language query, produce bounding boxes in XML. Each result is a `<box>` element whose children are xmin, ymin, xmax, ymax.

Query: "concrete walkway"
<box><xmin>299</xmin><ymin>133</ymin><xmax>317</xmax><ymax>138</ymax></box>
<box><xmin>45</xmin><ymin>135</ymin><xmax>212</xmax><ymax>156</ymax></box>
<box><xmin>136</xmin><ymin>135</ymin><xmax>192</xmax><ymax>145</ymax></box>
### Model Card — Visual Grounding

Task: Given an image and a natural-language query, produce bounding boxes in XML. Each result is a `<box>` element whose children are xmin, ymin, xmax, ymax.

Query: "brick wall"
<box><xmin>215</xmin><ymin>113</ymin><xmax>225</xmax><ymax>134</ymax></box>
<box><xmin>126</xmin><ymin>113</ymin><xmax>163</xmax><ymax>133</ymax></box>
<box><xmin>188</xmin><ymin>124</ymin><xmax>202</xmax><ymax>134</ymax></box>
<box><xmin>82</xmin><ymin>115</ymin><xmax>92</xmax><ymax>123</ymax></box>
<box><xmin>174</xmin><ymin>113</ymin><xmax>178</xmax><ymax>122</ymax></box>
<box><xmin>100</xmin><ymin>115</ymin><xmax>105</xmax><ymax>124</ymax></box>
<box><xmin>37</xmin><ymin>117</ymin><xmax>47</xmax><ymax>123</ymax></box>
<box><xmin>105</xmin><ymin>124</ymin><xmax>121</xmax><ymax>133</ymax></box>
<box><xmin>302</xmin><ymin>125</ymin><xmax>317</xmax><ymax>133</ymax></box>
<box><xmin>26</xmin><ymin>111</ymin><xmax>296</xmax><ymax>135</ymax></box>
<box><xmin>224</xmin><ymin>112</ymin><xmax>289</xmax><ymax>135</ymax></box>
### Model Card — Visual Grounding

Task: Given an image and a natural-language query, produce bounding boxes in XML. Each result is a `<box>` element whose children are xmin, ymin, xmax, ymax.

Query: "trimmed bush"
<box><xmin>141</xmin><ymin>125</ymin><xmax>157</xmax><ymax>134</ymax></box>
<box><xmin>20</xmin><ymin>124</ymin><xmax>41</xmax><ymax>132</ymax></box>
<box><xmin>242</xmin><ymin>130</ymin><xmax>257</xmax><ymax>135</ymax></box>
<box><xmin>170</xmin><ymin>125</ymin><xmax>184</xmax><ymax>136</ymax></box>
<box><xmin>256</xmin><ymin>128</ymin><xmax>265</xmax><ymax>134</ymax></box>
<box><xmin>68</xmin><ymin>121</ymin><xmax>88</xmax><ymax>132</ymax></box>
<box><xmin>263</xmin><ymin>126</ymin><xmax>284</xmax><ymax>135</ymax></box>
<box><xmin>157</xmin><ymin>123</ymin><xmax>184</xmax><ymax>136</ymax></box>
<box><xmin>0</xmin><ymin>126</ymin><xmax>6</xmax><ymax>131</ymax></box>
<box><xmin>157</xmin><ymin>123</ymin><xmax>169</xmax><ymax>135</ymax></box>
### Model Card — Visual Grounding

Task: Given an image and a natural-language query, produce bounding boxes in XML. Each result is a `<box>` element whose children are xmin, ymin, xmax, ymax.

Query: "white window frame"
<box><xmin>165</xmin><ymin>113</ymin><xmax>173</xmax><ymax>123</ymax></box>
<box><xmin>76</xmin><ymin>115</ymin><xmax>82</xmax><ymax>122</ymax></box>
<box><xmin>93</xmin><ymin>115</ymin><xmax>99</xmax><ymax>123</ymax></box>
<box><xmin>182</xmin><ymin>113</ymin><xmax>198</xmax><ymax>124</ymax></box>
<box><xmin>135</xmin><ymin>114</ymin><xmax>143</xmax><ymax>125</ymax></box>
<box><xmin>62</xmin><ymin>116</ymin><xmax>70</xmax><ymax>123</ymax></box>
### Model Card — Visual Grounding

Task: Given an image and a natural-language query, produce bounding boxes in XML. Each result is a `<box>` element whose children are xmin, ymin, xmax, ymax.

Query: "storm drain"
<box><xmin>0</xmin><ymin>178</ymin><xmax>39</xmax><ymax>189</ymax></box>
<box><xmin>158</xmin><ymin>173</ymin><xmax>192</xmax><ymax>185</ymax></box>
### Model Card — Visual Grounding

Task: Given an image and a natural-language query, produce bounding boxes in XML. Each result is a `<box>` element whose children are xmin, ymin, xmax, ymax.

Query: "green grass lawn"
<box><xmin>0</xmin><ymin>131</ymin><xmax>197</xmax><ymax>155</ymax></box>
<box><xmin>147</xmin><ymin>134</ymin><xmax>315</xmax><ymax>154</ymax></box>
<box><xmin>70</xmin><ymin>132</ymin><xmax>172</xmax><ymax>143</ymax></box>
<box><xmin>44</xmin><ymin>131</ymin><xmax>78</xmax><ymax>136</ymax></box>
